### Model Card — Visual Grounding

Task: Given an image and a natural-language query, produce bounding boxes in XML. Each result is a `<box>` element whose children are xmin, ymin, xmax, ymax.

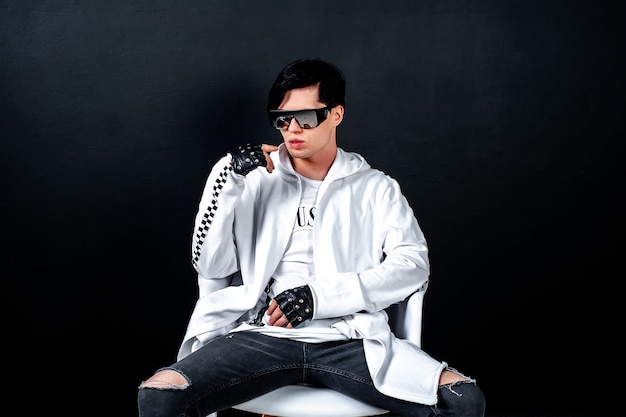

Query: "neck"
<box><xmin>291</xmin><ymin>148</ymin><xmax>337</xmax><ymax>180</ymax></box>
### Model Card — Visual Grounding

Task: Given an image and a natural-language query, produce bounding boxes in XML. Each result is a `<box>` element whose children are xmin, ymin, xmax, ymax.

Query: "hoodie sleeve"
<box><xmin>191</xmin><ymin>154</ymin><xmax>246</xmax><ymax>294</ymax></box>
<box><xmin>177</xmin><ymin>155</ymin><xmax>258</xmax><ymax>360</ymax></box>
<box><xmin>310</xmin><ymin>175</ymin><xmax>430</xmax><ymax>319</ymax></box>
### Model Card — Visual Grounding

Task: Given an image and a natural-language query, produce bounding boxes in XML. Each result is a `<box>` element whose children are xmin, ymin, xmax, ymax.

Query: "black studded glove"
<box><xmin>231</xmin><ymin>143</ymin><xmax>267</xmax><ymax>176</ymax></box>
<box><xmin>274</xmin><ymin>285</ymin><xmax>314</xmax><ymax>328</ymax></box>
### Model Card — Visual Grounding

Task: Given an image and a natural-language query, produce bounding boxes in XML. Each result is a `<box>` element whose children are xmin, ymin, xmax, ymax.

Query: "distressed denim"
<box><xmin>137</xmin><ymin>331</ymin><xmax>485</xmax><ymax>417</ymax></box>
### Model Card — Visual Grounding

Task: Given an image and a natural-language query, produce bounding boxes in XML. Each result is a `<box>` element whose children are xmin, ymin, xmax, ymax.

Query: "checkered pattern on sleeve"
<box><xmin>192</xmin><ymin>164</ymin><xmax>232</xmax><ymax>267</ymax></box>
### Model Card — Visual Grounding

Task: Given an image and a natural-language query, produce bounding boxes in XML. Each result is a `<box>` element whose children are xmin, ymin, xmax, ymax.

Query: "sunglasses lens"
<box><xmin>274</xmin><ymin>115</ymin><xmax>293</xmax><ymax>130</ymax></box>
<box><xmin>270</xmin><ymin>108</ymin><xmax>329</xmax><ymax>130</ymax></box>
<box><xmin>294</xmin><ymin>111</ymin><xmax>318</xmax><ymax>129</ymax></box>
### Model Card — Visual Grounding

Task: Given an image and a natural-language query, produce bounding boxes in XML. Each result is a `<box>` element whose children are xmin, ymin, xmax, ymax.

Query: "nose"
<box><xmin>287</xmin><ymin>117</ymin><xmax>303</xmax><ymax>132</ymax></box>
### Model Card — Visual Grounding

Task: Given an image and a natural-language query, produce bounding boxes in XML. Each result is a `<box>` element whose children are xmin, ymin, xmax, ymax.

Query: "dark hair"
<box><xmin>267</xmin><ymin>58</ymin><xmax>346</xmax><ymax>111</ymax></box>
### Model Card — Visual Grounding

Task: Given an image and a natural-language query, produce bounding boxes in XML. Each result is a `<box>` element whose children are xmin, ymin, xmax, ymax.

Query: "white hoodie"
<box><xmin>178</xmin><ymin>144</ymin><xmax>446</xmax><ymax>405</ymax></box>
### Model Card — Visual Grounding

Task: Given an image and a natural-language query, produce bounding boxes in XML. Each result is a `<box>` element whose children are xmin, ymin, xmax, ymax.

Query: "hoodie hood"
<box><xmin>273</xmin><ymin>143</ymin><xmax>370</xmax><ymax>183</ymax></box>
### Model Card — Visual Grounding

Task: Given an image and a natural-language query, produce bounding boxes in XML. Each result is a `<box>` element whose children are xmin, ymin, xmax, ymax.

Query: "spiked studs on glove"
<box><xmin>231</xmin><ymin>143</ymin><xmax>267</xmax><ymax>176</ymax></box>
<box><xmin>274</xmin><ymin>285</ymin><xmax>314</xmax><ymax>328</ymax></box>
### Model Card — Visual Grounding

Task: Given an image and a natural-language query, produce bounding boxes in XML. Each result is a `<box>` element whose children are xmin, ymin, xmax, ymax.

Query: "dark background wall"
<box><xmin>2</xmin><ymin>1</ymin><xmax>624</xmax><ymax>416</ymax></box>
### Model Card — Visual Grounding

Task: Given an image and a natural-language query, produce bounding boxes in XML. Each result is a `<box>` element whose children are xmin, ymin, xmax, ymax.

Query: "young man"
<box><xmin>137</xmin><ymin>58</ymin><xmax>485</xmax><ymax>417</ymax></box>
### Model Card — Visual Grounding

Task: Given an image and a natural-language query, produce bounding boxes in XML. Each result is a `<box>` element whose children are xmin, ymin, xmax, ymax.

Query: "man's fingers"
<box><xmin>273</xmin><ymin>316</ymin><xmax>291</xmax><ymax>328</ymax></box>
<box><xmin>261</xmin><ymin>144</ymin><xmax>279</xmax><ymax>153</ymax></box>
<box><xmin>266</xmin><ymin>300</ymin><xmax>292</xmax><ymax>327</ymax></box>
<box><xmin>267</xmin><ymin>300</ymin><xmax>278</xmax><ymax>314</ymax></box>
<box><xmin>262</xmin><ymin>144</ymin><xmax>279</xmax><ymax>173</ymax></box>
<box><xmin>266</xmin><ymin>301</ymin><xmax>282</xmax><ymax>326</ymax></box>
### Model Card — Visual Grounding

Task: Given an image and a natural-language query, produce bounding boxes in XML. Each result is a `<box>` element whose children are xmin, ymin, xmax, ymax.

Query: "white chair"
<box><xmin>231</xmin><ymin>281</ymin><xmax>428</xmax><ymax>417</ymax></box>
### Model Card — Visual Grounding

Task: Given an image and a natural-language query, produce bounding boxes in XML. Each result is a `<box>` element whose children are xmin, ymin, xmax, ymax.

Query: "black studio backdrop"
<box><xmin>2</xmin><ymin>1</ymin><xmax>624</xmax><ymax>416</ymax></box>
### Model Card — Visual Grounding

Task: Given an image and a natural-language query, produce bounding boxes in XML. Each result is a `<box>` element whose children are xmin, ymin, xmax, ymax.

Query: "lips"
<box><xmin>288</xmin><ymin>139</ymin><xmax>304</xmax><ymax>149</ymax></box>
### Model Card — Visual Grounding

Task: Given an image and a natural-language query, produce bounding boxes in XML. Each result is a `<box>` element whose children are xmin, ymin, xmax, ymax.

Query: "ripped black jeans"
<box><xmin>137</xmin><ymin>332</ymin><xmax>485</xmax><ymax>417</ymax></box>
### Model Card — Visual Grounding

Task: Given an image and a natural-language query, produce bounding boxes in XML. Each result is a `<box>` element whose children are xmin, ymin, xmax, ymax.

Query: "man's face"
<box><xmin>277</xmin><ymin>85</ymin><xmax>343</xmax><ymax>162</ymax></box>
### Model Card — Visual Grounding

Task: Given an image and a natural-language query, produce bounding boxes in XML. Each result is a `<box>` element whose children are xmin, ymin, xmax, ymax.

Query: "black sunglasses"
<box><xmin>268</xmin><ymin>107</ymin><xmax>330</xmax><ymax>130</ymax></box>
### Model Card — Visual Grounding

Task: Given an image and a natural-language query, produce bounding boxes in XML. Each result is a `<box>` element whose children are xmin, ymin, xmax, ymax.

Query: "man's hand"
<box><xmin>261</xmin><ymin>143</ymin><xmax>279</xmax><ymax>173</ymax></box>
<box><xmin>266</xmin><ymin>299</ymin><xmax>293</xmax><ymax>328</ymax></box>
<box><xmin>266</xmin><ymin>285</ymin><xmax>314</xmax><ymax>328</ymax></box>
<box><xmin>231</xmin><ymin>143</ymin><xmax>279</xmax><ymax>175</ymax></box>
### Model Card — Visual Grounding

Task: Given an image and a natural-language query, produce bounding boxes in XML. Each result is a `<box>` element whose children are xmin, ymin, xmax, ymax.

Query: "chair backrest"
<box><xmin>231</xmin><ymin>282</ymin><xmax>429</xmax><ymax>417</ymax></box>
<box><xmin>385</xmin><ymin>280</ymin><xmax>428</xmax><ymax>347</ymax></box>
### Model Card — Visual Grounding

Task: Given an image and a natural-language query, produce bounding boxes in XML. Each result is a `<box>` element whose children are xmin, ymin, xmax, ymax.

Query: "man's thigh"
<box><xmin>175</xmin><ymin>332</ymin><xmax>305</xmax><ymax>387</ymax></box>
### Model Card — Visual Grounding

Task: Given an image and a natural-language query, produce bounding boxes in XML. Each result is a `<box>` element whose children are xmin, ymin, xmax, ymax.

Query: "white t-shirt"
<box><xmin>234</xmin><ymin>173</ymin><xmax>348</xmax><ymax>340</ymax></box>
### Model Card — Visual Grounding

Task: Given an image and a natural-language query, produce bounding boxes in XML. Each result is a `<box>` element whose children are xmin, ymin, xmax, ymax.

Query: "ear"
<box><xmin>330</xmin><ymin>105</ymin><xmax>344</xmax><ymax>127</ymax></box>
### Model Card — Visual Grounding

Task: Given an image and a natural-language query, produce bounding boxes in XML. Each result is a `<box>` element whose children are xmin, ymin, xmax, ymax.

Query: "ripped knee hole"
<box><xmin>139</xmin><ymin>369</ymin><xmax>190</xmax><ymax>390</ymax></box>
